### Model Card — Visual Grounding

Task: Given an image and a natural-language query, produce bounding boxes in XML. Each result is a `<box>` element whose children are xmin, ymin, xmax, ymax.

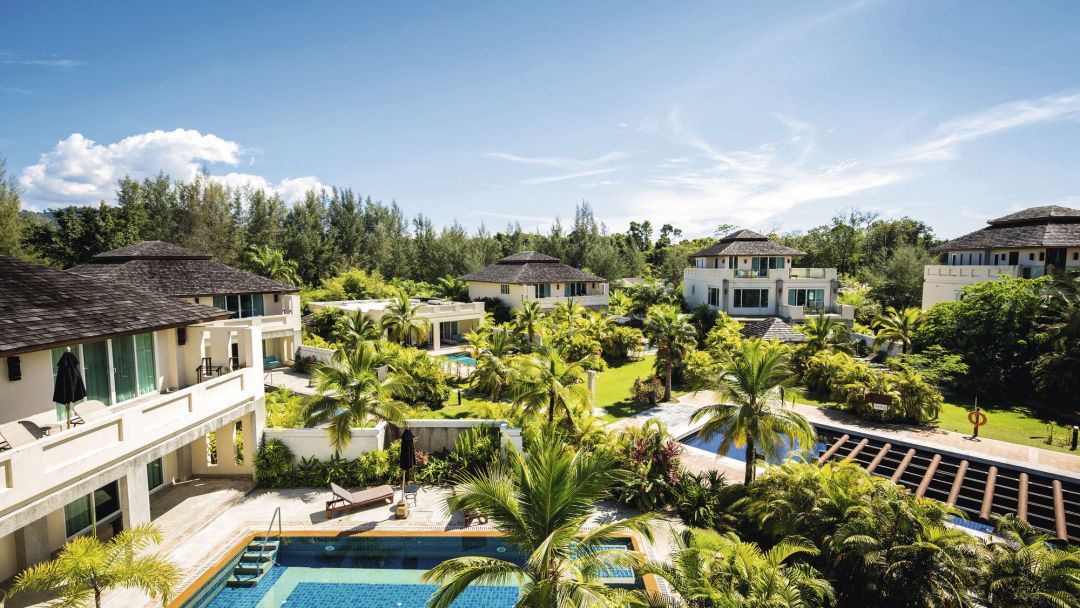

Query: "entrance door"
<box><xmin>1046</xmin><ymin>248</ymin><xmax>1067</xmax><ymax>272</ymax></box>
<box><xmin>1008</xmin><ymin>251</ymin><xmax>1020</xmax><ymax>265</ymax></box>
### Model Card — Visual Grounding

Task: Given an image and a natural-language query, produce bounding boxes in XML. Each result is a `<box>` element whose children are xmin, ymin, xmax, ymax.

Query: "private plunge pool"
<box><xmin>441</xmin><ymin>352</ymin><xmax>477</xmax><ymax>367</ymax></box>
<box><xmin>176</xmin><ymin>533</ymin><xmax>651</xmax><ymax>608</ymax></box>
<box><xmin>680</xmin><ymin>426</ymin><xmax>828</xmax><ymax>464</ymax></box>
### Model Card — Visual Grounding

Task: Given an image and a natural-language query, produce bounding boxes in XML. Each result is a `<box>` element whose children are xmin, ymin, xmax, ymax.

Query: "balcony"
<box><xmin>0</xmin><ymin>365</ymin><xmax>260</xmax><ymax>523</ymax></box>
<box><xmin>788</xmin><ymin>267</ymin><xmax>835</xmax><ymax>280</ymax></box>
<box><xmin>923</xmin><ymin>265</ymin><xmax>1022</xmax><ymax>280</ymax></box>
<box><xmin>684</xmin><ymin>267</ymin><xmax>837</xmax><ymax>282</ymax></box>
<box><xmin>779</xmin><ymin>303</ymin><xmax>856</xmax><ymax>323</ymax></box>
<box><xmin>527</xmin><ymin>293</ymin><xmax>609</xmax><ymax>308</ymax></box>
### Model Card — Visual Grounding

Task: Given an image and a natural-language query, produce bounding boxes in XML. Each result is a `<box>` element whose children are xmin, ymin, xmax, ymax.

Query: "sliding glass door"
<box><xmin>112</xmin><ymin>337</ymin><xmax>138</xmax><ymax>403</ymax></box>
<box><xmin>135</xmin><ymin>333</ymin><xmax>157</xmax><ymax>394</ymax></box>
<box><xmin>82</xmin><ymin>341</ymin><xmax>112</xmax><ymax>405</ymax></box>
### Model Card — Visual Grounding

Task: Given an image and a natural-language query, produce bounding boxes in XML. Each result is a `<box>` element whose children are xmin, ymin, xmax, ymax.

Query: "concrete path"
<box><xmin>266</xmin><ymin>368</ymin><xmax>318</xmax><ymax>396</ymax></box>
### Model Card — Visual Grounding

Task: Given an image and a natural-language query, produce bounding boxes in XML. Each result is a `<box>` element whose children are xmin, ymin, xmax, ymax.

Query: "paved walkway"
<box><xmin>614</xmin><ymin>390</ymin><xmax>1080</xmax><ymax>479</ymax></box>
<box><xmin>266</xmin><ymin>368</ymin><xmax>318</xmax><ymax>396</ymax></box>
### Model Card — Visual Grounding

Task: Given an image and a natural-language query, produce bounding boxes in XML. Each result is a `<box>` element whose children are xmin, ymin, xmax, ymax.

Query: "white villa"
<box><xmin>683</xmin><ymin>229</ymin><xmax>854</xmax><ymax>324</ymax></box>
<box><xmin>0</xmin><ymin>255</ymin><xmax>266</xmax><ymax>582</ymax></box>
<box><xmin>922</xmin><ymin>205</ymin><xmax>1080</xmax><ymax>308</ymax></box>
<box><xmin>69</xmin><ymin>241</ymin><xmax>303</xmax><ymax>366</ymax></box>
<box><xmin>306</xmin><ymin>299</ymin><xmax>486</xmax><ymax>352</ymax></box>
<box><xmin>460</xmin><ymin>251</ymin><xmax>609</xmax><ymax>311</ymax></box>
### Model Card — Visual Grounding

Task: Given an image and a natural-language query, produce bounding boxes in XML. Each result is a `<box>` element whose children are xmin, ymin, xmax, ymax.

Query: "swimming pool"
<box><xmin>179</xmin><ymin>534</ymin><xmax>644</xmax><ymax>607</ymax></box>
<box><xmin>442</xmin><ymin>353</ymin><xmax>477</xmax><ymax>367</ymax></box>
<box><xmin>681</xmin><ymin>427</ymin><xmax>827</xmax><ymax>464</ymax></box>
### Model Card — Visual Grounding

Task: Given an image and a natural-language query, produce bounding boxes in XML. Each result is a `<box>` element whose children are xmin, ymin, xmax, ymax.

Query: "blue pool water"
<box><xmin>442</xmin><ymin>353</ymin><xmax>477</xmax><ymax>367</ymax></box>
<box><xmin>186</xmin><ymin>535</ymin><xmax>638</xmax><ymax>608</ymax></box>
<box><xmin>681</xmin><ymin>428</ymin><xmax>827</xmax><ymax>464</ymax></box>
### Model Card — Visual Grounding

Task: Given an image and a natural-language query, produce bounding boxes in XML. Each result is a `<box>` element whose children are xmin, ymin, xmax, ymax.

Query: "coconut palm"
<box><xmin>580</xmin><ymin>311</ymin><xmax>616</xmax><ymax>343</ymax></box>
<box><xmin>381</xmin><ymin>290</ymin><xmax>430</xmax><ymax>346</ymax></box>
<box><xmin>872</xmin><ymin>306</ymin><xmax>922</xmax><ymax>355</ymax></box>
<box><xmin>513</xmin><ymin>300</ymin><xmax>543</xmax><ymax>347</ymax></box>
<box><xmin>639</xmin><ymin>528</ymin><xmax>834</xmax><ymax>608</ymax></box>
<box><xmin>12</xmin><ymin>523</ymin><xmax>179</xmax><ymax>608</ymax></box>
<box><xmin>690</xmin><ymin>339</ymin><xmax>815</xmax><ymax>484</ymax></box>
<box><xmin>471</xmin><ymin>330</ymin><xmax>517</xmax><ymax>400</ymax></box>
<box><xmin>643</xmin><ymin>305</ymin><xmax>697</xmax><ymax>402</ymax></box>
<box><xmin>552</xmin><ymin>299</ymin><xmax>587</xmax><ymax>328</ymax></box>
<box><xmin>508</xmin><ymin>345</ymin><xmax>595</xmax><ymax>425</ymax></box>
<box><xmin>243</xmin><ymin>244</ymin><xmax>300</xmax><ymax>286</ymax></box>
<box><xmin>798</xmin><ymin>312</ymin><xmax>851</xmax><ymax>353</ymax></box>
<box><xmin>335</xmin><ymin>310</ymin><xmax>381</xmax><ymax>350</ymax></box>
<box><xmin>984</xmin><ymin>515</ymin><xmax>1080</xmax><ymax>608</ymax></box>
<box><xmin>435</xmin><ymin>275</ymin><xmax>471</xmax><ymax>302</ymax></box>
<box><xmin>307</xmin><ymin>342</ymin><xmax>412</xmax><ymax>453</ymax></box>
<box><xmin>423</xmin><ymin>436</ymin><xmax>655</xmax><ymax>608</ymax></box>
<box><xmin>1041</xmin><ymin>270</ymin><xmax>1080</xmax><ymax>341</ymax></box>
<box><xmin>608</xmin><ymin>290</ymin><xmax>634</xmax><ymax>316</ymax></box>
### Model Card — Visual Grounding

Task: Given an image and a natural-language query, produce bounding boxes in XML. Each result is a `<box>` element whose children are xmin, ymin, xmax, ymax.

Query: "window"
<box><xmin>1039</xmin><ymin>251</ymin><xmax>1045</xmax><ymax>261</ymax></box>
<box><xmin>747</xmin><ymin>257</ymin><xmax>784</xmax><ymax>276</ymax></box>
<box><xmin>1029</xmin><ymin>253</ymin><xmax>1035</xmax><ymax>261</ymax></box>
<box><xmin>64</xmin><ymin>481</ymin><xmax>120</xmax><ymax>538</ymax></box>
<box><xmin>49</xmin><ymin>332</ymin><xmax>158</xmax><ymax>419</ymax></box>
<box><xmin>733</xmin><ymin>288</ymin><xmax>769</xmax><ymax>308</ymax></box>
<box><xmin>147</xmin><ymin>458</ymin><xmax>165</xmax><ymax>491</ymax></box>
<box><xmin>500</xmin><ymin>284</ymin><xmax>510</xmax><ymax>295</ymax></box>
<box><xmin>788</xmin><ymin>288</ymin><xmax>826</xmax><ymax>310</ymax></box>
<box><xmin>213</xmin><ymin>294</ymin><xmax>264</xmax><ymax>318</ymax></box>
<box><xmin>535</xmin><ymin>284</ymin><xmax>551</xmax><ymax>298</ymax></box>
<box><xmin>1074</xmin><ymin>252</ymin><xmax>1079</xmax><ymax>261</ymax></box>
<box><xmin>707</xmin><ymin>287</ymin><xmax>721</xmax><ymax>307</ymax></box>
<box><xmin>564</xmin><ymin>282</ymin><xmax>586</xmax><ymax>297</ymax></box>
<box><xmin>690</xmin><ymin>285</ymin><xmax>695</xmax><ymax>295</ymax></box>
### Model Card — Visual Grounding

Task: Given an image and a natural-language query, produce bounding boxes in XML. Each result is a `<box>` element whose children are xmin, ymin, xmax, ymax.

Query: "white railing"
<box><xmin>780</xmin><ymin>303</ymin><xmax>856</xmax><ymax>323</ymax></box>
<box><xmin>527</xmin><ymin>294</ymin><xmax>609</xmax><ymax>308</ymax></box>
<box><xmin>923</xmin><ymin>265</ymin><xmax>1020</xmax><ymax>280</ymax></box>
<box><xmin>0</xmin><ymin>367</ymin><xmax>260</xmax><ymax>511</ymax></box>
<box><xmin>685</xmin><ymin>267</ymin><xmax>837</xmax><ymax>282</ymax></box>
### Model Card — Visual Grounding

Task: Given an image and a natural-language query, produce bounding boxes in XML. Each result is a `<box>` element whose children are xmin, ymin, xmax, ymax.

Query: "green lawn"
<box><xmin>420</xmin><ymin>358</ymin><xmax>669</xmax><ymax>423</ymax></box>
<box><xmin>793</xmin><ymin>389</ymin><xmax>1080</xmax><ymax>455</ymax></box>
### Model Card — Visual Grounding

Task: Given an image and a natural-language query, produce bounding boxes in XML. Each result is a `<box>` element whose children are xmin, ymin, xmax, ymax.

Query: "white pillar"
<box><xmin>14</xmin><ymin>515</ymin><xmax>51</xmax><ymax>570</ymax></box>
<box><xmin>432</xmin><ymin>322</ymin><xmax>442</xmax><ymax>351</ymax></box>
<box><xmin>119</xmin><ymin>464</ymin><xmax>151</xmax><ymax>531</ymax></box>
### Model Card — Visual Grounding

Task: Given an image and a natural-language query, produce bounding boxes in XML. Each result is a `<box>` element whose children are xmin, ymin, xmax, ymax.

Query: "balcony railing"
<box><xmin>0</xmin><ymin>366</ymin><xmax>260</xmax><ymax>518</ymax></box>
<box><xmin>685</xmin><ymin>267</ymin><xmax>836</xmax><ymax>282</ymax></box>
<box><xmin>734</xmin><ymin>269</ymin><xmax>769</xmax><ymax>279</ymax></box>
<box><xmin>527</xmin><ymin>294</ymin><xmax>609</xmax><ymax>307</ymax></box>
<box><xmin>779</xmin><ymin>303</ymin><xmax>856</xmax><ymax>322</ymax></box>
<box><xmin>788</xmin><ymin>268</ymin><xmax>829</xmax><ymax>279</ymax></box>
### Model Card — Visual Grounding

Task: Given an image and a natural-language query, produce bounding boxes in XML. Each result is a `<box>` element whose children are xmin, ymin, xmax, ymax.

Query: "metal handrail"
<box><xmin>260</xmin><ymin>506</ymin><xmax>283</xmax><ymax>565</ymax></box>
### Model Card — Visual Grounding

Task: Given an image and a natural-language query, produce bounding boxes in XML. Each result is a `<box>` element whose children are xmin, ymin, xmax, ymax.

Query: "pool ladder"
<box><xmin>226</xmin><ymin>507</ymin><xmax>282</xmax><ymax>588</ymax></box>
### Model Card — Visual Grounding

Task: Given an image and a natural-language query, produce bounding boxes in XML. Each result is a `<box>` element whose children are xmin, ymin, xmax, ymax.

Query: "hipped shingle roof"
<box><xmin>932</xmin><ymin>206</ymin><xmax>1080</xmax><ymax>252</ymax></box>
<box><xmin>460</xmin><ymin>251</ymin><xmax>605</xmax><ymax>284</ymax></box>
<box><xmin>69</xmin><ymin>240</ymin><xmax>298</xmax><ymax>297</ymax></box>
<box><xmin>690</xmin><ymin>229</ymin><xmax>806</xmax><ymax>258</ymax></box>
<box><xmin>0</xmin><ymin>255</ymin><xmax>229</xmax><ymax>357</ymax></box>
<box><xmin>740</xmin><ymin>317</ymin><xmax>807</xmax><ymax>343</ymax></box>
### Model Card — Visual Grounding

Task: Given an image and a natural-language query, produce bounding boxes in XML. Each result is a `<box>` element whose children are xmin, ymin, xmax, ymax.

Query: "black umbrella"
<box><xmin>398</xmin><ymin>427</ymin><xmax>417</xmax><ymax>511</ymax></box>
<box><xmin>53</xmin><ymin>349</ymin><xmax>86</xmax><ymax>428</ymax></box>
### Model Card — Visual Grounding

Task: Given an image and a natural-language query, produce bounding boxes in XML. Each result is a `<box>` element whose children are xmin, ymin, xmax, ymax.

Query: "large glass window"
<box><xmin>787</xmin><ymin>288</ymin><xmax>826</xmax><ymax>310</ymax></box>
<box><xmin>48</xmin><ymin>333</ymin><xmax>157</xmax><ymax>419</ymax></box>
<box><xmin>82</xmin><ymin>341</ymin><xmax>112</xmax><ymax>405</ymax></box>
<box><xmin>733</xmin><ymin>288</ymin><xmax>769</xmax><ymax>308</ymax></box>
<box><xmin>213</xmin><ymin>293</ymin><xmax>264</xmax><ymax>318</ymax></box>
<box><xmin>535</xmin><ymin>284</ymin><xmax>551</xmax><ymax>298</ymax></box>
<box><xmin>251</xmin><ymin>294</ymin><xmax>265</xmax><ymax>316</ymax></box>
<box><xmin>135</xmin><ymin>333</ymin><xmax>157</xmax><ymax>394</ymax></box>
<box><xmin>64</xmin><ymin>481</ymin><xmax>120</xmax><ymax>538</ymax></box>
<box><xmin>500</xmin><ymin>284</ymin><xmax>510</xmax><ymax>295</ymax></box>
<box><xmin>147</xmin><ymin>457</ymin><xmax>165</xmax><ymax>490</ymax></box>
<box><xmin>750</xmin><ymin>257</ymin><xmax>785</xmax><ymax>273</ymax></box>
<box><xmin>564</xmin><ymin>282</ymin><xmax>586</xmax><ymax>297</ymax></box>
<box><xmin>240</xmin><ymin>293</ymin><xmax>254</xmax><ymax>318</ymax></box>
<box><xmin>112</xmin><ymin>337</ymin><xmax>137</xmax><ymax>403</ymax></box>
<box><xmin>707</xmin><ymin>287</ymin><xmax>721</xmax><ymax>307</ymax></box>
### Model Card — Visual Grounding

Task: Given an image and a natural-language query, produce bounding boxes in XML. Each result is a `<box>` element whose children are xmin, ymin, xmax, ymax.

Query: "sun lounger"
<box><xmin>325</xmin><ymin>482</ymin><xmax>394</xmax><ymax>519</ymax></box>
<box><xmin>462</xmin><ymin>508</ymin><xmax>488</xmax><ymax>527</ymax></box>
<box><xmin>71</xmin><ymin>400</ymin><xmax>108</xmax><ymax>425</ymax></box>
<box><xmin>0</xmin><ymin>421</ymin><xmax>48</xmax><ymax>451</ymax></box>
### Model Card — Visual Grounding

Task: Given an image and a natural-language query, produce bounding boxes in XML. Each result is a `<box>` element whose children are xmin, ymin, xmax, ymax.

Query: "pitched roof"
<box><xmin>0</xmin><ymin>255</ymin><xmax>230</xmax><ymax>357</ymax></box>
<box><xmin>690</xmin><ymin>229</ymin><xmax>807</xmax><ymax>257</ymax></box>
<box><xmin>932</xmin><ymin>205</ymin><xmax>1080</xmax><ymax>252</ymax></box>
<box><xmin>739</xmin><ymin>317</ymin><xmax>807</xmax><ymax>343</ymax></box>
<box><xmin>460</xmin><ymin>251</ymin><xmax>605</xmax><ymax>283</ymax></box>
<box><xmin>69</xmin><ymin>241</ymin><xmax>298</xmax><ymax>296</ymax></box>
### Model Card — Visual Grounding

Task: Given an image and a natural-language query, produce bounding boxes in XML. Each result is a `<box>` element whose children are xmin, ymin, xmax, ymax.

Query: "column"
<box><xmin>175</xmin><ymin>444</ymin><xmax>193</xmax><ymax>482</ymax></box>
<box><xmin>118</xmin><ymin>464</ymin><xmax>151</xmax><ymax>531</ymax></box>
<box><xmin>14</xmin><ymin>516</ymin><xmax>51</xmax><ymax>570</ymax></box>
<box><xmin>240</xmin><ymin>410</ymin><xmax>260</xmax><ymax>480</ymax></box>
<box><xmin>216</xmin><ymin>421</ymin><xmax>237</xmax><ymax>471</ymax></box>
<box><xmin>432</xmin><ymin>321</ymin><xmax>442</xmax><ymax>351</ymax></box>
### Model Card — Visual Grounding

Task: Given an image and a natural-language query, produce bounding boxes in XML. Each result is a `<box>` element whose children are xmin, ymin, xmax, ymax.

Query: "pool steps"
<box><xmin>225</xmin><ymin>539</ymin><xmax>280</xmax><ymax>588</ymax></box>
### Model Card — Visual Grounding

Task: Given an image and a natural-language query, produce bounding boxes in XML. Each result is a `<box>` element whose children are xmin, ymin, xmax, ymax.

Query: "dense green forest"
<box><xmin>0</xmin><ymin>161</ymin><xmax>942</xmax><ymax>304</ymax></box>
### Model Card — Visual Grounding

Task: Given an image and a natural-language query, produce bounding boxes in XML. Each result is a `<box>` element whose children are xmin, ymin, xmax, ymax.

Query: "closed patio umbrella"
<box><xmin>53</xmin><ymin>348</ymin><xmax>86</xmax><ymax>428</ymax></box>
<box><xmin>397</xmin><ymin>427</ymin><xmax>417</xmax><ymax>516</ymax></box>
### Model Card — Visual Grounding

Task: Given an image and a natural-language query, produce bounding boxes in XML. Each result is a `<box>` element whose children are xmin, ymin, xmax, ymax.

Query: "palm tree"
<box><xmin>513</xmin><ymin>300</ymin><xmax>543</xmax><ymax>347</ymax></box>
<box><xmin>643</xmin><ymin>305</ymin><xmax>697</xmax><ymax>402</ymax></box>
<box><xmin>307</xmin><ymin>342</ymin><xmax>412</xmax><ymax>453</ymax></box>
<box><xmin>334</xmin><ymin>310</ymin><xmax>381</xmax><ymax>350</ymax></box>
<box><xmin>872</xmin><ymin>306</ymin><xmax>922</xmax><ymax>355</ymax></box>
<box><xmin>580</xmin><ymin>311</ymin><xmax>616</xmax><ymax>343</ymax></box>
<box><xmin>435</xmin><ymin>275</ymin><xmax>471</xmax><ymax>302</ymax></box>
<box><xmin>552</xmin><ymin>299</ymin><xmax>587</xmax><ymax>327</ymax></box>
<box><xmin>690</xmin><ymin>303</ymin><xmax>719</xmax><ymax>342</ymax></box>
<box><xmin>423</xmin><ymin>436</ymin><xmax>655</xmax><ymax>608</ymax></box>
<box><xmin>244</xmin><ymin>244</ymin><xmax>300</xmax><ymax>286</ymax></box>
<box><xmin>690</xmin><ymin>339</ymin><xmax>815</xmax><ymax>484</ymax></box>
<box><xmin>1041</xmin><ymin>270</ymin><xmax>1080</xmax><ymax>341</ymax></box>
<box><xmin>608</xmin><ymin>290</ymin><xmax>634</xmax><ymax>316</ymax></box>
<box><xmin>798</xmin><ymin>312</ymin><xmax>851</xmax><ymax>353</ymax></box>
<box><xmin>639</xmin><ymin>528</ymin><xmax>834</xmax><ymax>608</ymax></box>
<box><xmin>985</xmin><ymin>515</ymin><xmax>1080</xmax><ymax>608</ymax></box>
<box><xmin>12</xmin><ymin>523</ymin><xmax>179</xmax><ymax>608</ymax></box>
<box><xmin>381</xmin><ymin>290</ymin><xmax>430</xmax><ymax>346</ymax></box>
<box><xmin>508</xmin><ymin>345</ymin><xmax>594</xmax><ymax>425</ymax></box>
<box><xmin>471</xmin><ymin>330</ymin><xmax>516</xmax><ymax>400</ymax></box>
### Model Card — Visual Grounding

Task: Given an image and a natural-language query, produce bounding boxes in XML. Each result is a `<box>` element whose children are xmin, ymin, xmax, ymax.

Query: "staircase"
<box><xmin>226</xmin><ymin>507</ymin><xmax>283</xmax><ymax>588</ymax></box>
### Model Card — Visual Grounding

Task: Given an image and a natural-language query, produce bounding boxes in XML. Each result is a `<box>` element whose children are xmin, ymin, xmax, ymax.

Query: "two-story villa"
<box><xmin>683</xmin><ymin>229</ymin><xmax>853</xmax><ymax>323</ymax></box>
<box><xmin>0</xmin><ymin>255</ymin><xmax>266</xmax><ymax>581</ymax></box>
<box><xmin>461</xmin><ymin>251</ymin><xmax>609</xmax><ymax>311</ymax></box>
<box><xmin>69</xmin><ymin>241</ymin><xmax>302</xmax><ymax>366</ymax></box>
<box><xmin>922</xmin><ymin>205</ymin><xmax>1080</xmax><ymax>308</ymax></box>
<box><xmin>306</xmin><ymin>298</ymin><xmax>487</xmax><ymax>352</ymax></box>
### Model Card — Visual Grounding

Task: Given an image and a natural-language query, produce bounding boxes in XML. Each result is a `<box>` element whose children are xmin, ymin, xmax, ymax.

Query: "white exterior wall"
<box><xmin>922</xmin><ymin>247</ymin><xmax>1080</xmax><ymax>309</ymax></box>
<box><xmin>683</xmin><ymin>266</ymin><xmax>845</xmax><ymax>322</ymax></box>
<box><xmin>466</xmin><ymin>281</ymin><xmax>608</xmax><ymax>310</ymax></box>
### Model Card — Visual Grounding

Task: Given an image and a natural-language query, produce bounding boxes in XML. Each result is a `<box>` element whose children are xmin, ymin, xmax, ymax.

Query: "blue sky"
<box><xmin>2</xmin><ymin>1</ymin><xmax>1080</xmax><ymax>238</ymax></box>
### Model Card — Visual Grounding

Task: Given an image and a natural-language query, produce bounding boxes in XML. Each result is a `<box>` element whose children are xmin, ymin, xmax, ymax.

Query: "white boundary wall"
<box><xmin>263</xmin><ymin>419</ymin><xmax>523</xmax><ymax>460</ymax></box>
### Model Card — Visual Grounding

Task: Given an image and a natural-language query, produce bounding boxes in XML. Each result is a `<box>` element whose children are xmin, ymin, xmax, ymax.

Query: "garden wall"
<box><xmin>263</xmin><ymin>419</ymin><xmax>523</xmax><ymax>460</ymax></box>
<box><xmin>264</xmin><ymin>423</ymin><xmax>386</xmax><ymax>460</ymax></box>
<box><xmin>296</xmin><ymin>344</ymin><xmax>335</xmax><ymax>365</ymax></box>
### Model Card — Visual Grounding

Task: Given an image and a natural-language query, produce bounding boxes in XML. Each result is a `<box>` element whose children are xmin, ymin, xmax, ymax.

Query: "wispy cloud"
<box><xmin>0</xmin><ymin>85</ymin><xmax>50</xmax><ymax>97</ymax></box>
<box><xmin>902</xmin><ymin>90</ymin><xmax>1080</xmax><ymax>162</ymax></box>
<box><xmin>0</xmin><ymin>51</ymin><xmax>85</xmax><ymax>68</ymax></box>
<box><xmin>485</xmin><ymin>149</ymin><xmax>632</xmax><ymax>185</ymax></box>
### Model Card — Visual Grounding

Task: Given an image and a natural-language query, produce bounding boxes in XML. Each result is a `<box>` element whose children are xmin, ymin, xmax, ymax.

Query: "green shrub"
<box><xmin>265</xmin><ymin>388</ymin><xmax>309</xmax><ymax>428</ymax></box>
<box><xmin>631</xmin><ymin>376</ymin><xmax>664</xmax><ymax>405</ymax></box>
<box><xmin>254</xmin><ymin>438</ymin><xmax>295</xmax><ymax>487</ymax></box>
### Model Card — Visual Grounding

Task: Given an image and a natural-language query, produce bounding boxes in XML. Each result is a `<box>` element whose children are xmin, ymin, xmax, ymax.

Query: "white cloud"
<box><xmin>485</xmin><ymin>149</ymin><xmax>632</xmax><ymax>184</ymax></box>
<box><xmin>903</xmin><ymin>91</ymin><xmax>1080</xmax><ymax>161</ymax></box>
<box><xmin>0</xmin><ymin>51</ymin><xmax>84</xmax><ymax>68</ymax></box>
<box><xmin>20</xmin><ymin>129</ymin><xmax>322</xmax><ymax>206</ymax></box>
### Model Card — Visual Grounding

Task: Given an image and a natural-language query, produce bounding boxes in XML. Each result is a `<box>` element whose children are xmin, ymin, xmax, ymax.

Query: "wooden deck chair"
<box><xmin>324</xmin><ymin>482</ymin><xmax>394</xmax><ymax>519</ymax></box>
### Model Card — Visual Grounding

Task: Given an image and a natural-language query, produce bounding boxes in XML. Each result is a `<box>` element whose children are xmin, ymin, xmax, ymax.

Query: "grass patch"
<box><xmin>794</xmin><ymin>388</ymin><xmax>1080</xmax><ymax>454</ymax></box>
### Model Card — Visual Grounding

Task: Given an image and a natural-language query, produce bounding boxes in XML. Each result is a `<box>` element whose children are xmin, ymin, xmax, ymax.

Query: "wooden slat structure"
<box><xmin>947</xmin><ymin>460</ymin><xmax>969</xmax><ymax>506</ymax></box>
<box><xmin>816</xmin><ymin>434</ymin><xmax>849</xmax><ymax>464</ymax></box>
<box><xmin>866</xmin><ymin>443</ymin><xmax>892</xmax><ymax>474</ymax></box>
<box><xmin>980</xmin><ymin>466</ymin><xmax>998</xmax><ymax>520</ymax></box>
<box><xmin>1018</xmin><ymin>473</ymin><xmax>1029</xmax><ymax>521</ymax></box>
<box><xmin>890</xmin><ymin>448</ymin><xmax>917</xmax><ymax>483</ymax></box>
<box><xmin>916</xmin><ymin>454</ymin><xmax>941</xmax><ymax>498</ymax></box>
<box><xmin>844</xmin><ymin>438</ymin><xmax>869</xmax><ymax>461</ymax></box>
